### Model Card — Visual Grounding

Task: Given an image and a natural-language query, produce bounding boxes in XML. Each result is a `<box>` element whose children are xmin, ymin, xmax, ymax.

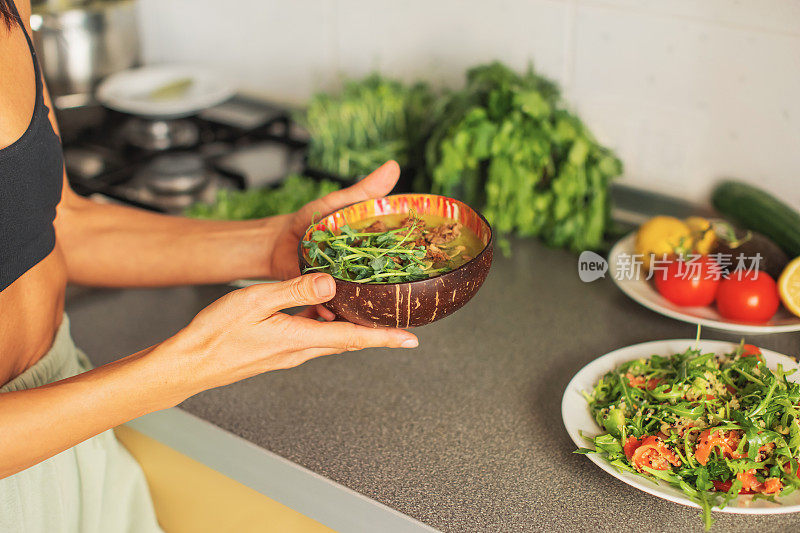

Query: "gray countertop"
<box><xmin>66</xmin><ymin>238</ymin><xmax>800</xmax><ymax>532</ymax></box>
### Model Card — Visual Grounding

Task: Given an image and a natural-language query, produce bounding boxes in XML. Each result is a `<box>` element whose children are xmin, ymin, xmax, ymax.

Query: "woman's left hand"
<box><xmin>267</xmin><ymin>160</ymin><xmax>401</xmax><ymax>318</ymax></box>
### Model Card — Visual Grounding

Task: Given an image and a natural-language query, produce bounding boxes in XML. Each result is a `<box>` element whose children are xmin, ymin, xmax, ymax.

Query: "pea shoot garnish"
<box><xmin>302</xmin><ymin>212</ymin><xmax>470</xmax><ymax>283</ymax></box>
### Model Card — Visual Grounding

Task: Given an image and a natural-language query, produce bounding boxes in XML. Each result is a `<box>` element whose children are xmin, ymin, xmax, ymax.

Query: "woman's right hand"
<box><xmin>157</xmin><ymin>273</ymin><xmax>419</xmax><ymax>395</ymax></box>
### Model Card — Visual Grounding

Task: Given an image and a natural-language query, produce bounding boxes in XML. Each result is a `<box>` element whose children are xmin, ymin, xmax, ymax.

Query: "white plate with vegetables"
<box><xmin>97</xmin><ymin>64</ymin><xmax>235</xmax><ymax>119</ymax></box>
<box><xmin>562</xmin><ymin>339</ymin><xmax>800</xmax><ymax>527</ymax></box>
<box><xmin>609</xmin><ymin>232</ymin><xmax>800</xmax><ymax>335</ymax></box>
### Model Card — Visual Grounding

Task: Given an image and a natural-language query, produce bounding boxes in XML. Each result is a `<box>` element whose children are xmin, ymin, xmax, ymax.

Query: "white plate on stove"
<box><xmin>96</xmin><ymin>64</ymin><xmax>236</xmax><ymax>119</ymax></box>
<box><xmin>562</xmin><ymin>339</ymin><xmax>800</xmax><ymax>514</ymax></box>
<box><xmin>609</xmin><ymin>232</ymin><xmax>800</xmax><ymax>335</ymax></box>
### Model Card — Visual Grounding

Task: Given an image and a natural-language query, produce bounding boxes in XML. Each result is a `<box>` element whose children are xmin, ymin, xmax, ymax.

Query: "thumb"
<box><xmin>347</xmin><ymin>159</ymin><xmax>400</xmax><ymax>201</ymax></box>
<box><xmin>253</xmin><ymin>274</ymin><xmax>336</xmax><ymax>316</ymax></box>
<box><xmin>323</xmin><ymin>160</ymin><xmax>400</xmax><ymax>210</ymax></box>
<box><xmin>292</xmin><ymin>161</ymin><xmax>400</xmax><ymax>233</ymax></box>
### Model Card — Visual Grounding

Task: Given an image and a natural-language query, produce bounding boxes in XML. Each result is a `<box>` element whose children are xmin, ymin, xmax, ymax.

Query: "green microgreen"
<box><xmin>302</xmin><ymin>216</ymin><xmax>450</xmax><ymax>283</ymax></box>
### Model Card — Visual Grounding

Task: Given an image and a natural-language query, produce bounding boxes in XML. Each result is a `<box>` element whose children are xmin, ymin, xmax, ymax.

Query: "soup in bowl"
<box><xmin>298</xmin><ymin>193</ymin><xmax>493</xmax><ymax>328</ymax></box>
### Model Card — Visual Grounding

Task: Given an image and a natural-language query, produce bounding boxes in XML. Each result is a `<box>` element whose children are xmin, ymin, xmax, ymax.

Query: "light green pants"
<box><xmin>0</xmin><ymin>315</ymin><xmax>162</xmax><ymax>533</ymax></box>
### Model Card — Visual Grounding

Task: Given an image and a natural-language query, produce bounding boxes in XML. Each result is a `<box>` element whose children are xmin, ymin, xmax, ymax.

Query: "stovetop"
<box><xmin>58</xmin><ymin>95</ymin><xmax>311</xmax><ymax>213</ymax></box>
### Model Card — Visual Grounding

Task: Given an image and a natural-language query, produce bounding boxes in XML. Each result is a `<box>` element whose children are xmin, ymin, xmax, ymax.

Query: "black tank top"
<box><xmin>0</xmin><ymin>1</ymin><xmax>64</xmax><ymax>292</ymax></box>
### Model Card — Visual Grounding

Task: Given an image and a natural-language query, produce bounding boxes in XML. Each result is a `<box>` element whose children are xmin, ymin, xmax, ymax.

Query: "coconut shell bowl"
<box><xmin>298</xmin><ymin>193</ymin><xmax>493</xmax><ymax>328</ymax></box>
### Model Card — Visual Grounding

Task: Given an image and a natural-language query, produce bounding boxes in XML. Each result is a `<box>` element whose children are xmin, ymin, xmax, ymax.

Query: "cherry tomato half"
<box><xmin>653</xmin><ymin>256</ymin><xmax>720</xmax><ymax>307</ymax></box>
<box><xmin>712</xmin><ymin>480</ymin><xmax>733</xmax><ymax>492</ymax></box>
<box><xmin>716</xmin><ymin>271</ymin><xmax>780</xmax><ymax>323</ymax></box>
<box><xmin>742</xmin><ymin>344</ymin><xmax>761</xmax><ymax>357</ymax></box>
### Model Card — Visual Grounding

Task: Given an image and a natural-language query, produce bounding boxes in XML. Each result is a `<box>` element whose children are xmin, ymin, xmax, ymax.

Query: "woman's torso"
<box><xmin>0</xmin><ymin>4</ymin><xmax>68</xmax><ymax>385</ymax></box>
<box><xmin>0</xmin><ymin>255</ymin><xmax>66</xmax><ymax>385</ymax></box>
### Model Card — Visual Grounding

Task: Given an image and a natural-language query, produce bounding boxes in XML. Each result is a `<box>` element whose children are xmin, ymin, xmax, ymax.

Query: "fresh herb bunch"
<box><xmin>184</xmin><ymin>174</ymin><xmax>340</xmax><ymax>220</ymax></box>
<box><xmin>577</xmin><ymin>343</ymin><xmax>800</xmax><ymax>530</ymax></box>
<box><xmin>302</xmin><ymin>220</ymin><xmax>445</xmax><ymax>283</ymax></box>
<box><xmin>425</xmin><ymin>62</ymin><xmax>622</xmax><ymax>252</ymax></box>
<box><xmin>299</xmin><ymin>74</ymin><xmax>434</xmax><ymax>179</ymax></box>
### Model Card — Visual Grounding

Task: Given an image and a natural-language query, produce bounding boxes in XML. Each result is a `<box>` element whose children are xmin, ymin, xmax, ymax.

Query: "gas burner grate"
<box><xmin>60</xmin><ymin>95</ymin><xmax>307</xmax><ymax>213</ymax></box>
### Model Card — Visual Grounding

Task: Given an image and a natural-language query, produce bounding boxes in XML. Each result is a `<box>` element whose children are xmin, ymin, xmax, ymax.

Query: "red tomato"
<box><xmin>629</xmin><ymin>436</ymin><xmax>682</xmax><ymax>471</ymax></box>
<box><xmin>624</xmin><ymin>374</ymin><xmax>664</xmax><ymax>391</ymax></box>
<box><xmin>653</xmin><ymin>256</ymin><xmax>720</xmax><ymax>307</ymax></box>
<box><xmin>741</xmin><ymin>344</ymin><xmax>765</xmax><ymax>363</ymax></box>
<box><xmin>736</xmin><ymin>470</ymin><xmax>782</xmax><ymax>494</ymax></box>
<box><xmin>695</xmin><ymin>429</ymin><xmax>744</xmax><ymax>466</ymax></box>
<box><xmin>712</xmin><ymin>480</ymin><xmax>733</xmax><ymax>492</ymax></box>
<box><xmin>711</xmin><ymin>477</ymin><xmax>779</xmax><ymax>495</ymax></box>
<box><xmin>623</xmin><ymin>436</ymin><xmax>641</xmax><ymax>461</ymax></box>
<box><xmin>716</xmin><ymin>271</ymin><xmax>780</xmax><ymax>322</ymax></box>
<box><xmin>742</xmin><ymin>344</ymin><xmax>761</xmax><ymax>356</ymax></box>
<box><xmin>764</xmin><ymin>477</ymin><xmax>782</xmax><ymax>494</ymax></box>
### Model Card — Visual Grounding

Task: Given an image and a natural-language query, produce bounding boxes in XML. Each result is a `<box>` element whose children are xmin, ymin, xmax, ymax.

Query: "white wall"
<box><xmin>136</xmin><ymin>0</ymin><xmax>800</xmax><ymax>207</ymax></box>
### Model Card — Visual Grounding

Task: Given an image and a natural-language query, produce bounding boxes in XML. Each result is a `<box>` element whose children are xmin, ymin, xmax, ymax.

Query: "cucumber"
<box><xmin>711</xmin><ymin>180</ymin><xmax>800</xmax><ymax>259</ymax></box>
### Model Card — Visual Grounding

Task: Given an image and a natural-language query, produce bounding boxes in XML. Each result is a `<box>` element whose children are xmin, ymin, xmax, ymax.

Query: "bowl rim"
<box><xmin>297</xmin><ymin>193</ymin><xmax>494</xmax><ymax>288</ymax></box>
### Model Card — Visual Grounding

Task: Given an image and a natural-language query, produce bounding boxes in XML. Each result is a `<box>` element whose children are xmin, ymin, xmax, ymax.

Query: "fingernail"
<box><xmin>314</xmin><ymin>275</ymin><xmax>335</xmax><ymax>298</ymax></box>
<box><xmin>401</xmin><ymin>338</ymin><xmax>419</xmax><ymax>349</ymax></box>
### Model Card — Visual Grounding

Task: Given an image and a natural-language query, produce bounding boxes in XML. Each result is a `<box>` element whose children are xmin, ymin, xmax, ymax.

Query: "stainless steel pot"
<box><xmin>30</xmin><ymin>0</ymin><xmax>140</xmax><ymax>109</ymax></box>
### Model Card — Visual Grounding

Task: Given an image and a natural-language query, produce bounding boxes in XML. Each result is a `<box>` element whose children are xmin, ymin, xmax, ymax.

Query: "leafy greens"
<box><xmin>299</xmin><ymin>74</ymin><xmax>434</xmax><ymax>180</ymax></box>
<box><xmin>184</xmin><ymin>174</ymin><xmax>339</xmax><ymax>220</ymax></box>
<box><xmin>425</xmin><ymin>62</ymin><xmax>622</xmax><ymax>252</ymax></box>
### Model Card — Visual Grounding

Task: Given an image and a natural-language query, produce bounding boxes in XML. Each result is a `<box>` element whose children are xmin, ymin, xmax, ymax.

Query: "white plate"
<box><xmin>96</xmin><ymin>64</ymin><xmax>236</xmax><ymax>119</ymax></box>
<box><xmin>562</xmin><ymin>339</ymin><xmax>800</xmax><ymax>514</ymax></box>
<box><xmin>609</xmin><ymin>232</ymin><xmax>800</xmax><ymax>335</ymax></box>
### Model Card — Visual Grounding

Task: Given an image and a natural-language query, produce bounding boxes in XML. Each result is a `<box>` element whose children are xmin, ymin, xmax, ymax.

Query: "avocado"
<box><xmin>602</xmin><ymin>407</ymin><xmax>626</xmax><ymax>438</ymax></box>
<box><xmin>712</xmin><ymin>227</ymin><xmax>789</xmax><ymax>279</ymax></box>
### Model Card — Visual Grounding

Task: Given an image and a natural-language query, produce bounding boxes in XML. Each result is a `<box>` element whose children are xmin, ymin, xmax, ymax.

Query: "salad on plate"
<box><xmin>577</xmin><ymin>342</ymin><xmax>800</xmax><ymax>529</ymax></box>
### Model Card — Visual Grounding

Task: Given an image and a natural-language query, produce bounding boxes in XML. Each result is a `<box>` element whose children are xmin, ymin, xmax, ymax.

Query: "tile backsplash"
<box><xmin>137</xmin><ymin>0</ymin><xmax>800</xmax><ymax>208</ymax></box>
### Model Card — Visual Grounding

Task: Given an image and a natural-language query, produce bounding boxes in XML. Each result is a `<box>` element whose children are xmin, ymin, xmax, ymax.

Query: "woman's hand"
<box><xmin>268</xmin><ymin>160</ymin><xmax>401</xmax><ymax>282</ymax></box>
<box><xmin>159</xmin><ymin>272</ymin><xmax>418</xmax><ymax>394</ymax></box>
